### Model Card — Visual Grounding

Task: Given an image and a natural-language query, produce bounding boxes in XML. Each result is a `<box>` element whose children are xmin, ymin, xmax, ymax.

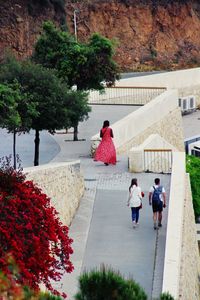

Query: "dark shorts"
<box><xmin>152</xmin><ymin>201</ymin><xmax>163</xmax><ymax>213</ymax></box>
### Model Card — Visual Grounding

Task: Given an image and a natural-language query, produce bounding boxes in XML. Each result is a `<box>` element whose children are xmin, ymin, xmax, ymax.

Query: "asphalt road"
<box><xmin>0</xmin><ymin>104</ymin><xmax>198</xmax><ymax>169</ymax></box>
<box><xmin>121</xmin><ymin>71</ymin><xmax>167</xmax><ymax>79</ymax></box>
<box><xmin>0</xmin><ymin>128</ymin><xmax>60</xmax><ymax>168</ymax></box>
<box><xmin>0</xmin><ymin>105</ymin><xmax>138</xmax><ymax>168</ymax></box>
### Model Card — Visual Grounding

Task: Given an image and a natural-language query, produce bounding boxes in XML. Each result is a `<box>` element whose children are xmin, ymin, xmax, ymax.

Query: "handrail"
<box><xmin>144</xmin><ymin>149</ymin><xmax>172</xmax><ymax>173</ymax></box>
<box><xmin>103</xmin><ymin>86</ymin><xmax>167</xmax><ymax>90</ymax></box>
<box><xmin>89</xmin><ymin>86</ymin><xmax>167</xmax><ymax>105</ymax></box>
<box><xmin>144</xmin><ymin>149</ymin><xmax>172</xmax><ymax>152</ymax></box>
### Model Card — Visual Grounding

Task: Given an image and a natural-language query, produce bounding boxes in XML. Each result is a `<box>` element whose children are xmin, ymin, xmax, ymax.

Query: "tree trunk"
<box><xmin>73</xmin><ymin>124</ymin><xmax>78</xmax><ymax>141</ymax></box>
<box><xmin>13</xmin><ymin>129</ymin><xmax>16</xmax><ymax>170</ymax></box>
<box><xmin>34</xmin><ymin>129</ymin><xmax>40</xmax><ymax>166</ymax></box>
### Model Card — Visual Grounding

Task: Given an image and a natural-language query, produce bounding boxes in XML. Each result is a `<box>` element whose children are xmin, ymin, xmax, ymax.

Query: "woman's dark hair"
<box><xmin>103</xmin><ymin>120</ymin><xmax>110</xmax><ymax>128</ymax></box>
<box><xmin>129</xmin><ymin>178</ymin><xmax>137</xmax><ymax>191</ymax></box>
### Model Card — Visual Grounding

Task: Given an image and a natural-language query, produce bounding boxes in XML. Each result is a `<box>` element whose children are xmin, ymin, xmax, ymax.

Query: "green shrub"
<box><xmin>159</xmin><ymin>292</ymin><xmax>175</xmax><ymax>300</ymax></box>
<box><xmin>186</xmin><ymin>155</ymin><xmax>200</xmax><ymax>217</ymax></box>
<box><xmin>23</xmin><ymin>286</ymin><xmax>63</xmax><ymax>299</ymax></box>
<box><xmin>75</xmin><ymin>265</ymin><xmax>147</xmax><ymax>300</ymax></box>
<box><xmin>38</xmin><ymin>292</ymin><xmax>63</xmax><ymax>299</ymax></box>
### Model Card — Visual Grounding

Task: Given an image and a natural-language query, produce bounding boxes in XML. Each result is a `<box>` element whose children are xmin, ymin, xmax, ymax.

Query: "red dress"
<box><xmin>94</xmin><ymin>127</ymin><xmax>117</xmax><ymax>165</ymax></box>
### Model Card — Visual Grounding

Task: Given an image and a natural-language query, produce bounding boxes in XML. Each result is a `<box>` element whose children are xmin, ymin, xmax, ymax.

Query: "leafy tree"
<box><xmin>0</xmin><ymin>156</ymin><xmax>73</xmax><ymax>298</ymax></box>
<box><xmin>67</xmin><ymin>90</ymin><xmax>91</xmax><ymax>141</ymax></box>
<box><xmin>0</xmin><ymin>81</ymin><xmax>37</xmax><ymax>169</ymax></box>
<box><xmin>0</xmin><ymin>57</ymin><xmax>72</xmax><ymax>166</ymax></box>
<box><xmin>75</xmin><ymin>265</ymin><xmax>147</xmax><ymax>300</ymax></box>
<box><xmin>0</xmin><ymin>83</ymin><xmax>20</xmax><ymax>129</ymax></box>
<box><xmin>33</xmin><ymin>21</ymin><xmax>120</xmax><ymax>90</ymax></box>
<box><xmin>186</xmin><ymin>155</ymin><xmax>200</xmax><ymax>218</ymax></box>
<box><xmin>33</xmin><ymin>21</ymin><xmax>120</xmax><ymax>139</ymax></box>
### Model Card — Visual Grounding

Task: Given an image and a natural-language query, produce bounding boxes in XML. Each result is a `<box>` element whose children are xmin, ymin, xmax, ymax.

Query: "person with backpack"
<box><xmin>149</xmin><ymin>178</ymin><xmax>166</xmax><ymax>230</ymax></box>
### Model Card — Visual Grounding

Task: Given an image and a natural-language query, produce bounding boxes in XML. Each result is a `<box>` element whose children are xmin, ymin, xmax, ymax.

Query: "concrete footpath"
<box><xmin>50</xmin><ymin>112</ymin><xmax>171</xmax><ymax>300</ymax></box>
<box><xmin>52</xmin><ymin>157</ymin><xmax>170</xmax><ymax>299</ymax></box>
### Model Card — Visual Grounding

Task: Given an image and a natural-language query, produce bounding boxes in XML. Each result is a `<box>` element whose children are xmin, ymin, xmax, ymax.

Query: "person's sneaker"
<box><xmin>158</xmin><ymin>223</ymin><xmax>162</xmax><ymax>227</ymax></box>
<box><xmin>136</xmin><ymin>222</ymin><xmax>139</xmax><ymax>226</ymax></box>
<box><xmin>132</xmin><ymin>221</ymin><xmax>136</xmax><ymax>228</ymax></box>
<box><xmin>154</xmin><ymin>223</ymin><xmax>157</xmax><ymax>230</ymax></box>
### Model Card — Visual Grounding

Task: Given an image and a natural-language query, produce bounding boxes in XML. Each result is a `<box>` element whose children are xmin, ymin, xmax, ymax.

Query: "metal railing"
<box><xmin>89</xmin><ymin>86</ymin><xmax>167</xmax><ymax>105</ymax></box>
<box><xmin>144</xmin><ymin>149</ymin><xmax>172</xmax><ymax>173</ymax></box>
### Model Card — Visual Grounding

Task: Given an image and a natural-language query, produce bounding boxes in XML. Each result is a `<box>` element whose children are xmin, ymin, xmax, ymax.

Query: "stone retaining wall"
<box><xmin>119</xmin><ymin>107</ymin><xmax>184</xmax><ymax>154</ymax></box>
<box><xmin>178</xmin><ymin>174</ymin><xmax>200</xmax><ymax>300</ymax></box>
<box><xmin>25</xmin><ymin>161</ymin><xmax>84</xmax><ymax>226</ymax></box>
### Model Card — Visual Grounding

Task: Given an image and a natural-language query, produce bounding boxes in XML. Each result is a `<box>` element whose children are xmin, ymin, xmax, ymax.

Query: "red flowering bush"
<box><xmin>0</xmin><ymin>257</ymin><xmax>64</xmax><ymax>299</ymax></box>
<box><xmin>0</xmin><ymin>157</ymin><xmax>73</xmax><ymax>298</ymax></box>
<box><xmin>0</xmin><ymin>254</ymin><xmax>24</xmax><ymax>300</ymax></box>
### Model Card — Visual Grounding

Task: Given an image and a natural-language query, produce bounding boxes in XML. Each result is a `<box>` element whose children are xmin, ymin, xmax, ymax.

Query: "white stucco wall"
<box><xmin>178</xmin><ymin>174</ymin><xmax>200</xmax><ymax>300</ymax></box>
<box><xmin>162</xmin><ymin>152</ymin><xmax>185</xmax><ymax>298</ymax></box>
<box><xmin>116</xmin><ymin>68</ymin><xmax>200</xmax><ymax>89</ymax></box>
<box><xmin>162</xmin><ymin>153</ymin><xmax>200</xmax><ymax>299</ymax></box>
<box><xmin>116</xmin><ymin>68</ymin><xmax>200</xmax><ymax>105</ymax></box>
<box><xmin>25</xmin><ymin>161</ymin><xmax>84</xmax><ymax>226</ymax></box>
<box><xmin>129</xmin><ymin>134</ymin><xmax>177</xmax><ymax>172</ymax></box>
<box><xmin>91</xmin><ymin>89</ymin><xmax>184</xmax><ymax>155</ymax></box>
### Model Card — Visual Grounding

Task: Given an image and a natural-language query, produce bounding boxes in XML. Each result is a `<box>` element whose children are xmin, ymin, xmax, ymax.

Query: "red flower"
<box><xmin>0</xmin><ymin>159</ymin><xmax>74</xmax><ymax>298</ymax></box>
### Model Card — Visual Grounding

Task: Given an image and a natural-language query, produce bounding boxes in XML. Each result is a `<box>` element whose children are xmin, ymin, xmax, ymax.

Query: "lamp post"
<box><xmin>73</xmin><ymin>9</ymin><xmax>79</xmax><ymax>41</ymax></box>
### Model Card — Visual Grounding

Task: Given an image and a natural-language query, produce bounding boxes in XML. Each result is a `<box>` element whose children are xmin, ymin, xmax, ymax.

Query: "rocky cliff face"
<box><xmin>1</xmin><ymin>0</ymin><xmax>200</xmax><ymax>71</ymax></box>
<box><xmin>0</xmin><ymin>0</ymin><xmax>63</xmax><ymax>59</ymax></box>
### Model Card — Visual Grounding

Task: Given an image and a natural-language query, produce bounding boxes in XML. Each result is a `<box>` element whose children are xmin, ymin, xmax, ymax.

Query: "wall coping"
<box><xmin>162</xmin><ymin>151</ymin><xmax>185</xmax><ymax>298</ymax></box>
<box><xmin>24</xmin><ymin>160</ymin><xmax>81</xmax><ymax>173</ymax></box>
<box><xmin>129</xmin><ymin>133</ymin><xmax>177</xmax><ymax>152</ymax></box>
<box><xmin>91</xmin><ymin>89</ymin><xmax>178</xmax><ymax>150</ymax></box>
<box><xmin>116</xmin><ymin>68</ymin><xmax>200</xmax><ymax>89</ymax></box>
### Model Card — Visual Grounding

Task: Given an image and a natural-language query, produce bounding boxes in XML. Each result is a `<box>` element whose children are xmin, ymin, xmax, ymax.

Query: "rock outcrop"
<box><xmin>1</xmin><ymin>0</ymin><xmax>200</xmax><ymax>70</ymax></box>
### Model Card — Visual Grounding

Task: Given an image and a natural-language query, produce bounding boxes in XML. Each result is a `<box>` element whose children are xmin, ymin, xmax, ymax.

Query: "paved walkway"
<box><xmin>0</xmin><ymin>105</ymin><xmax>138</xmax><ymax>168</ymax></box>
<box><xmin>1</xmin><ymin>105</ymin><xmax>199</xmax><ymax>298</ymax></box>
<box><xmin>49</xmin><ymin>107</ymin><xmax>200</xmax><ymax>299</ymax></box>
<box><xmin>51</xmin><ymin>153</ymin><xmax>170</xmax><ymax>299</ymax></box>
<box><xmin>49</xmin><ymin>103</ymin><xmax>171</xmax><ymax>300</ymax></box>
<box><xmin>1</xmin><ymin>105</ymin><xmax>199</xmax><ymax>168</ymax></box>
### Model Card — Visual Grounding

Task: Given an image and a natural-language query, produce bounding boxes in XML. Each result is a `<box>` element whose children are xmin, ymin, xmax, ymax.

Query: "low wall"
<box><xmin>122</xmin><ymin>107</ymin><xmax>184</xmax><ymax>154</ymax></box>
<box><xmin>25</xmin><ymin>161</ymin><xmax>84</xmax><ymax>226</ymax></box>
<box><xmin>162</xmin><ymin>152</ymin><xmax>200</xmax><ymax>299</ymax></box>
<box><xmin>116</xmin><ymin>68</ymin><xmax>200</xmax><ymax>105</ymax></box>
<box><xmin>91</xmin><ymin>90</ymin><xmax>184</xmax><ymax>155</ymax></box>
<box><xmin>178</xmin><ymin>174</ymin><xmax>200</xmax><ymax>300</ymax></box>
<box><xmin>129</xmin><ymin>134</ymin><xmax>176</xmax><ymax>173</ymax></box>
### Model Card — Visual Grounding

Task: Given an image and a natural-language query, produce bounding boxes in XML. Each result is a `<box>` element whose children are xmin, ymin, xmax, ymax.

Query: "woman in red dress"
<box><xmin>94</xmin><ymin>120</ymin><xmax>117</xmax><ymax>165</ymax></box>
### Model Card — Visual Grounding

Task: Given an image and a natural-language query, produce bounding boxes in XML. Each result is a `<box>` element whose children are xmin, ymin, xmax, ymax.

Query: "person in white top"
<box><xmin>149</xmin><ymin>178</ymin><xmax>166</xmax><ymax>230</ymax></box>
<box><xmin>127</xmin><ymin>178</ymin><xmax>143</xmax><ymax>228</ymax></box>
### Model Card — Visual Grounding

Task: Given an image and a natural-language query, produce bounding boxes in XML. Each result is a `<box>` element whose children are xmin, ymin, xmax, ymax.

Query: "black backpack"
<box><xmin>152</xmin><ymin>186</ymin><xmax>162</xmax><ymax>204</ymax></box>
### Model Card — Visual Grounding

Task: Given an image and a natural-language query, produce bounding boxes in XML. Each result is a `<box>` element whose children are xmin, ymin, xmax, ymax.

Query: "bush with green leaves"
<box><xmin>159</xmin><ymin>292</ymin><xmax>174</xmax><ymax>300</ymax></box>
<box><xmin>186</xmin><ymin>155</ymin><xmax>200</xmax><ymax>217</ymax></box>
<box><xmin>75</xmin><ymin>266</ymin><xmax>147</xmax><ymax>300</ymax></box>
